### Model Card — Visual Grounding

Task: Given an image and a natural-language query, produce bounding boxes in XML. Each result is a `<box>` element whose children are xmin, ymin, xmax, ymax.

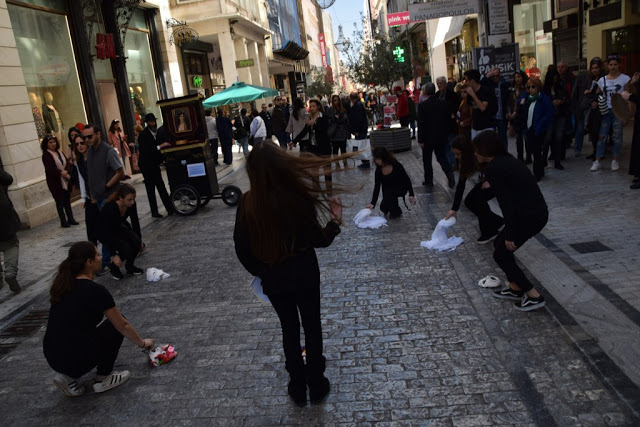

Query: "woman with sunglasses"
<box><xmin>517</xmin><ymin>78</ymin><xmax>554</xmax><ymax>181</ymax></box>
<box><xmin>73</xmin><ymin>134</ymin><xmax>99</xmax><ymax>245</ymax></box>
<box><xmin>41</xmin><ymin>135</ymin><xmax>78</xmax><ymax>228</ymax></box>
<box><xmin>107</xmin><ymin>119</ymin><xmax>133</xmax><ymax>175</ymax></box>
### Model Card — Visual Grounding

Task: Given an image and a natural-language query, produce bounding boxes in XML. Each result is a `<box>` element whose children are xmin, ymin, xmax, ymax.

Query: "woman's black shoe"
<box><xmin>308</xmin><ymin>377</ymin><xmax>330</xmax><ymax>404</ymax></box>
<box><xmin>554</xmin><ymin>163</ymin><xmax>564</xmax><ymax>170</ymax></box>
<box><xmin>287</xmin><ymin>379</ymin><xmax>307</xmax><ymax>407</ymax></box>
<box><xmin>68</xmin><ymin>219</ymin><xmax>79</xmax><ymax>226</ymax></box>
<box><xmin>61</xmin><ymin>222</ymin><xmax>70</xmax><ymax>228</ymax></box>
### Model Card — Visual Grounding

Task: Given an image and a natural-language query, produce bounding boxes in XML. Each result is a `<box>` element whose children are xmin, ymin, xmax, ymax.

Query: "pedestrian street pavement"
<box><xmin>0</xmin><ymin>134</ymin><xmax>639</xmax><ymax>425</ymax></box>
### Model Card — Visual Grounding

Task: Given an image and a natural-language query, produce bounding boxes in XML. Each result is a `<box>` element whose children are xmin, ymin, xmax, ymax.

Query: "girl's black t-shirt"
<box><xmin>44</xmin><ymin>279</ymin><xmax>116</xmax><ymax>353</ymax></box>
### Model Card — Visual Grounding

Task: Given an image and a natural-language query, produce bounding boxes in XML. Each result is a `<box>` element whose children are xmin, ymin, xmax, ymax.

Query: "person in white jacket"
<box><xmin>250</xmin><ymin>109</ymin><xmax>267</xmax><ymax>145</ymax></box>
<box><xmin>205</xmin><ymin>109</ymin><xmax>219</xmax><ymax>165</ymax></box>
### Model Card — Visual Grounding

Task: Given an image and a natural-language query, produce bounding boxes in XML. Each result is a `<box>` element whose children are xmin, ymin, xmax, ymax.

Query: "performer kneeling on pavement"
<box><xmin>101</xmin><ymin>183</ymin><xmax>144</xmax><ymax>280</ymax></box>
<box><xmin>473</xmin><ymin>131</ymin><xmax>549</xmax><ymax>311</ymax></box>
<box><xmin>43</xmin><ymin>241</ymin><xmax>154</xmax><ymax>397</ymax></box>
<box><xmin>366</xmin><ymin>147</ymin><xmax>416</xmax><ymax>218</ymax></box>
<box><xmin>445</xmin><ymin>136</ymin><xmax>504</xmax><ymax>244</ymax></box>
<box><xmin>234</xmin><ymin>142</ymin><xmax>349</xmax><ymax>406</ymax></box>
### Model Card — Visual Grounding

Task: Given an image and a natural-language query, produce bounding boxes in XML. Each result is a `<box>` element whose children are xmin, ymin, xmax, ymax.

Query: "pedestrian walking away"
<box><xmin>249</xmin><ymin>109</ymin><xmax>267</xmax><ymax>145</ymax></box>
<box><xmin>444</xmin><ymin>135</ymin><xmax>504</xmax><ymax>244</ymax></box>
<box><xmin>473</xmin><ymin>131</ymin><xmax>549</xmax><ymax>312</ymax></box>
<box><xmin>542</xmin><ymin>67</ymin><xmax>569</xmax><ymax>170</ymax></box>
<box><xmin>271</xmin><ymin>97</ymin><xmax>290</xmax><ymax>149</ymax></box>
<box><xmin>216</xmin><ymin>109</ymin><xmax>234</xmax><ymax>164</ymax></box>
<box><xmin>136</xmin><ymin>114</ymin><xmax>174</xmax><ymax>218</ymax></box>
<box><xmin>205</xmin><ymin>109</ymin><xmax>219</xmax><ymax>165</ymax></box>
<box><xmin>234</xmin><ymin>142</ymin><xmax>350</xmax><ymax>407</ymax></box>
<box><xmin>417</xmin><ymin>82</ymin><xmax>456</xmax><ymax>188</ymax></box>
<box><xmin>366</xmin><ymin>147</ymin><xmax>416</xmax><ymax>219</ymax></box>
<box><xmin>233</xmin><ymin>108</ymin><xmax>251</xmax><ymax>156</ymax></box>
<box><xmin>0</xmin><ymin>169</ymin><xmax>22</xmax><ymax>293</ymax></box>
<box><xmin>327</xmin><ymin>94</ymin><xmax>350</xmax><ymax>168</ymax></box>
<box><xmin>347</xmin><ymin>91</ymin><xmax>370</xmax><ymax>169</ymax></box>
<box><xmin>43</xmin><ymin>241</ymin><xmax>154</xmax><ymax>397</ymax></box>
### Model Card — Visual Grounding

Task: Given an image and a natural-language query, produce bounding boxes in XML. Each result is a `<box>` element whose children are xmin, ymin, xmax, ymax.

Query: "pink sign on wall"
<box><xmin>387</xmin><ymin>12</ymin><xmax>410</xmax><ymax>27</ymax></box>
<box><xmin>319</xmin><ymin>33</ymin><xmax>328</xmax><ymax>67</ymax></box>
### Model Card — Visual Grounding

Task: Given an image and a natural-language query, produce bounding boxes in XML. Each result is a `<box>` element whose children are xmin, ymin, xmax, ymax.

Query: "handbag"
<box><xmin>249</xmin><ymin>118</ymin><xmax>263</xmax><ymax>146</ymax></box>
<box><xmin>327</xmin><ymin>120</ymin><xmax>338</xmax><ymax>138</ymax></box>
<box><xmin>598</xmin><ymin>77</ymin><xmax>610</xmax><ymax>115</ymax></box>
<box><xmin>350</xmin><ymin>137</ymin><xmax>371</xmax><ymax>161</ymax></box>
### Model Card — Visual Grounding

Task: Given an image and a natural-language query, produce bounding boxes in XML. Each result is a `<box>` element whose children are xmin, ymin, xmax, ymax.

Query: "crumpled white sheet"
<box><xmin>250</xmin><ymin>277</ymin><xmax>270</xmax><ymax>304</ymax></box>
<box><xmin>354</xmin><ymin>208</ymin><xmax>388</xmax><ymax>229</ymax></box>
<box><xmin>146</xmin><ymin>267</ymin><xmax>170</xmax><ymax>282</ymax></box>
<box><xmin>421</xmin><ymin>217</ymin><xmax>464</xmax><ymax>252</ymax></box>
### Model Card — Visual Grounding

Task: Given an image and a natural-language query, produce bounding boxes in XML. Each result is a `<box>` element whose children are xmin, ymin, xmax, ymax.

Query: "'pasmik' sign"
<box><xmin>409</xmin><ymin>0</ymin><xmax>480</xmax><ymax>22</ymax></box>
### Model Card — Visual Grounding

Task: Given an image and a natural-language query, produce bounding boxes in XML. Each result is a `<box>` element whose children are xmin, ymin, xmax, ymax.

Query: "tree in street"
<box><xmin>306</xmin><ymin>68</ymin><xmax>336</xmax><ymax>99</ymax></box>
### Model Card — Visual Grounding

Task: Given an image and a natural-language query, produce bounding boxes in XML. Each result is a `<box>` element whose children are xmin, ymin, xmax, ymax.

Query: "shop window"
<box><xmin>9</xmin><ymin>0</ymin><xmax>65</xmax><ymax>11</ymax></box>
<box><xmin>125</xmin><ymin>29</ymin><xmax>161</xmax><ymax>126</ymax></box>
<box><xmin>129</xmin><ymin>8</ymin><xmax>147</xmax><ymax>30</ymax></box>
<box><xmin>513</xmin><ymin>1</ymin><xmax>552</xmax><ymax>79</ymax></box>
<box><xmin>606</xmin><ymin>26</ymin><xmax>640</xmax><ymax>76</ymax></box>
<box><xmin>8</xmin><ymin>3</ymin><xmax>87</xmax><ymax>147</ymax></box>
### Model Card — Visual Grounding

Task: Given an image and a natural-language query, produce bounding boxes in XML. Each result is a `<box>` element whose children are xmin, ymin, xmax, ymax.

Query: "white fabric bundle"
<box><xmin>421</xmin><ymin>217</ymin><xmax>464</xmax><ymax>252</ymax></box>
<box><xmin>146</xmin><ymin>268</ymin><xmax>170</xmax><ymax>282</ymax></box>
<box><xmin>250</xmin><ymin>277</ymin><xmax>270</xmax><ymax>304</ymax></box>
<box><xmin>354</xmin><ymin>208</ymin><xmax>388</xmax><ymax>229</ymax></box>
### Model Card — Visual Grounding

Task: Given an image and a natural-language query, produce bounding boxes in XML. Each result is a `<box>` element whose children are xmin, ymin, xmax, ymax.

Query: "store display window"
<box><xmin>8</xmin><ymin>3</ymin><xmax>87</xmax><ymax>150</ymax></box>
<box><xmin>125</xmin><ymin>29</ymin><xmax>161</xmax><ymax>126</ymax></box>
<box><xmin>513</xmin><ymin>0</ymin><xmax>552</xmax><ymax>79</ymax></box>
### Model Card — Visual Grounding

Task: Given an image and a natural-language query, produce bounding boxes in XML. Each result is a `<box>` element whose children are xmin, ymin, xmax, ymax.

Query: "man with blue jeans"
<box><xmin>84</xmin><ymin>124</ymin><xmax>124</xmax><ymax>274</ymax></box>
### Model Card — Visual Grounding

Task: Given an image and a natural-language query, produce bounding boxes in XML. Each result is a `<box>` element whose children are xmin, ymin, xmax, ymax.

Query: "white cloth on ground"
<box><xmin>354</xmin><ymin>208</ymin><xmax>387</xmax><ymax>229</ymax></box>
<box><xmin>146</xmin><ymin>268</ymin><xmax>170</xmax><ymax>282</ymax></box>
<box><xmin>421</xmin><ymin>217</ymin><xmax>464</xmax><ymax>251</ymax></box>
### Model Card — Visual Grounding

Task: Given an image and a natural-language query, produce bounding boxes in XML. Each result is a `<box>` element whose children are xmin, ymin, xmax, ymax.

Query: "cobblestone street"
<box><xmin>1</xmin><ymin>139</ymin><xmax>639</xmax><ymax>425</ymax></box>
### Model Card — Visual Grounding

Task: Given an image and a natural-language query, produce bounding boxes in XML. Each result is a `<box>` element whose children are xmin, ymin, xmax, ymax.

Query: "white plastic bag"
<box><xmin>354</xmin><ymin>208</ymin><xmax>387</xmax><ymax>229</ymax></box>
<box><xmin>349</xmin><ymin>138</ymin><xmax>371</xmax><ymax>161</ymax></box>
<box><xmin>146</xmin><ymin>267</ymin><xmax>170</xmax><ymax>282</ymax></box>
<box><xmin>421</xmin><ymin>217</ymin><xmax>464</xmax><ymax>252</ymax></box>
<box><xmin>250</xmin><ymin>276</ymin><xmax>270</xmax><ymax>304</ymax></box>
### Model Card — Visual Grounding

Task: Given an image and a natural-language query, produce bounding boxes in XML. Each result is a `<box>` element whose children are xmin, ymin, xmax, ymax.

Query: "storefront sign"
<box><xmin>319</xmin><ymin>33</ymin><xmax>328</xmax><ymax>68</ymax></box>
<box><xmin>409</xmin><ymin>0</ymin><xmax>480</xmax><ymax>22</ymax></box>
<box><xmin>488</xmin><ymin>0</ymin><xmax>510</xmax><ymax>35</ymax></box>
<box><xmin>36</xmin><ymin>59</ymin><xmax>70</xmax><ymax>86</ymax></box>
<box><xmin>235</xmin><ymin>59</ymin><xmax>254</xmax><ymax>68</ymax></box>
<box><xmin>387</xmin><ymin>12</ymin><xmax>410</xmax><ymax>27</ymax></box>
<box><xmin>472</xmin><ymin>44</ymin><xmax>520</xmax><ymax>84</ymax></box>
<box><xmin>192</xmin><ymin>76</ymin><xmax>203</xmax><ymax>88</ymax></box>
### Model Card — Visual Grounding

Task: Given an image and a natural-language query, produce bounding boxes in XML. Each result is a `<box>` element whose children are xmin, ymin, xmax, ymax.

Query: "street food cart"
<box><xmin>158</xmin><ymin>94</ymin><xmax>241</xmax><ymax>215</ymax></box>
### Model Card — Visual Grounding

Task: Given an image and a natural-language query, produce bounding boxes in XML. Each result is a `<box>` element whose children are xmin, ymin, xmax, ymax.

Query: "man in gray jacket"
<box><xmin>0</xmin><ymin>170</ymin><xmax>21</xmax><ymax>293</ymax></box>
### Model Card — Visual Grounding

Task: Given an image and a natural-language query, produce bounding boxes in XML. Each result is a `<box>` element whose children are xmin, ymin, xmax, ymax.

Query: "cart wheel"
<box><xmin>171</xmin><ymin>185</ymin><xmax>201</xmax><ymax>215</ymax></box>
<box><xmin>200</xmin><ymin>196</ymin><xmax>211</xmax><ymax>208</ymax></box>
<box><xmin>221</xmin><ymin>185</ymin><xmax>242</xmax><ymax>206</ymax></box>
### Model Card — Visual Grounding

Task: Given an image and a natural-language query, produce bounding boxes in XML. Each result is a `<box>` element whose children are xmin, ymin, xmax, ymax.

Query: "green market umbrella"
<box><xmin>202</xmin><ymin>82</ymin><xmax>279</xmax><ymax>108</ymax></box>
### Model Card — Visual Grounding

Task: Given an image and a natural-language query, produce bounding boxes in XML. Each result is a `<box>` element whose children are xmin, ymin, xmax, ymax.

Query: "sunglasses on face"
<box><xmin>75</xmin><ymin>141</ymin><xmax>86</xmax><ymax>146</ymax></box>
<box><xmin>526</xmin><ymin>86</ymin><xmax>537</xmax><ymax>89</ymax></box>
<box><xmin>83</xmin><ymin>134</ymin><xmax>94</xmax><ymax>139</ymax></box>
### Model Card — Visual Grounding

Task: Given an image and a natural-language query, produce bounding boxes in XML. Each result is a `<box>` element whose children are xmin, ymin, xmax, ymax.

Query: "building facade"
<box><xmin>1</xmin><ymin>0</ymin><xmax>179</xmax><ymax>227</ymax></box>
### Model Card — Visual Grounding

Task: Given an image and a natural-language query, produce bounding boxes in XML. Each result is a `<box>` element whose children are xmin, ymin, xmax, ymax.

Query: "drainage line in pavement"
<box><xmin>534</xmin><ymin>233</ymin><xmax>640</xmax><ymax>328</ymax></box>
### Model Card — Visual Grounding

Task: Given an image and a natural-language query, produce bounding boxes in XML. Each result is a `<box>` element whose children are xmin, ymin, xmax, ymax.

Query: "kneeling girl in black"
<box><xmin>101</xmin><ymin>183</ymin><xmax>143</xmax><ymax>280</ymax></box>
<box><xmin>473</xmin><ymin>131</ymin><xmax>549</xmax><ymax>311</ymax></box>
<box><xmin>366</xmin><ymin>147</ymin><xmax>416</xmax><ymax>218</ymax></box>
<box><xmin>445</xmin><ymin>135</ymin><xmax>504</xmax><ymax>244</ymax></box>
<box><xmin>43</xmin><ymin>241</ymin><xmax>154</xmax><ymax>397</ymax></box>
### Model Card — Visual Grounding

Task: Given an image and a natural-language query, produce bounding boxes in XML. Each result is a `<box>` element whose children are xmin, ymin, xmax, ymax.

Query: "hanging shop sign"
<box><xmin>319</xmin><ymin>33</ymin><xmax>328</xmax><ymax>68</ymax></box>
<box><xmin>235</xmin><ymin>59</ymin><xmax>255</xmax><ymax>68</ymax></box>
<box><xmin>409</xmin><ymin>0</ymin><xmax>480</xmax><ymax>22</ymax></box>
<box><xmin>472</xmin><ymin>44</ymin><xmax>520</xmax><ymax>84</ymax></box>
<box><xmin>488</xmin><ymin>0</ymin><xmax>510</xmax><ymax>35</ymax></box>
<box><xmin>96</xmin><ymin>33</ymin><xmax>116</xmax><ymax>60</ymax></box>
<box><xmin>387</xmin><ymin>12</ymin><xmax>410</xmax><ymax>27</ymax></box>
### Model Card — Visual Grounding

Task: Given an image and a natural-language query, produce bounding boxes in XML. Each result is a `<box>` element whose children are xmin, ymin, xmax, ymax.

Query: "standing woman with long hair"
<box><xmin>41</xmin><ymin>134</ymin><xmax>78</xmax><ymax>228</ymax></box>
<box><xmin>473</xmin><ymin>131</ymin><xmax>548</xmax><ymax>312</ymax></box>
<box><xmin>327</xmin><ymin>94</ymin><xmax>350</xmax><ymax>168</ymax></box>
<box><xmin>73</xmin><ymin>134</ymin><xmax>99</xmax><ymax>245</ymax></box>
<box><xmin>234</xmin><ymin>142</ymin><xmax>346</xmax><ymax>407</ymax></box>
<box><xmin>107</xmin><ymin>119</ymin><xmax>132</xmax><ymax>175</ymax></box>
<box><xmin>590</xmin><ymin>53</ymin><xmax>631</xmax><ymax>172</ymax></box>
<box><xmin>542</xmin><ymin>67</ymin><xmax>569</xmax><ymax>170</ymax></box>
<box><xmin>445</xmin><ymin>136</ymin><xmax>504</xmax><ymax>244</ymax></box>
<box><xmin>571</xmin><ymin>57</ymin><xmax>604</xmax><ymax>157</ymax></box>
<box><xmin>43</xmin><ymin>241</ymin><xmax>154</xmax><ymax>397</ymax></box>
<box><xmin>285</xmin><ymin>97</ymin><xmax>309</xmax><ymax>151</ymax></box>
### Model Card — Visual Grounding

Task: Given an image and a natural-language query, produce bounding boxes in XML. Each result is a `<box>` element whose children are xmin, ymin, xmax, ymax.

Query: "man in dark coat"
<box><xmin>436</xmin><ymin>76</ymin><xmax>461</xmax><ymax>166</ymax></box>
<box><xmin>347</xmin><ymin>92</ymin><xmax>370</xmax><ymax>169</ymax></box>
<box><xmin>271</xmin><ymin>97</ymin><xmax>289</xmax><ymax>148</ymax></box>
<box><xmin>137</xmin><ymin>113</ymin><xmax>174</xmax><ymax>218</ymax></box>
<box><xmin>417</xmin><ymin>83</ymin><xmax>455</xmax><ymax>188</ymax></box>
<box><xmin>0</xmin><ymin>170</ymin><xmax>21</xmax><ymax>293</ymax></box>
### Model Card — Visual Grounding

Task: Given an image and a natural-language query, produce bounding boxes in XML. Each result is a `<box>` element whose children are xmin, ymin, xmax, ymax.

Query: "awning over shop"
<box><xmin>273</xmin><ymin>41</ymin><xmax>309</xmax><ymax>60</ymax></box>
<box><xmin>433</xmin><ymin>15</ymin><xmax>466</xmax><ymax>48</ymax></box>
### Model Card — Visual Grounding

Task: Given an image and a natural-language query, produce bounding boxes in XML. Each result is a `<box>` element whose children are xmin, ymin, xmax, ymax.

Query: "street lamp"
<box><xmin>334</xmin><ymin>25</ymin><xmax>350</xmax><ymax>53</ymax></box>
<box><xmin>313</xmin><ymin>0</ymin><xmax>336</xmax><ymax>8</ymax></box>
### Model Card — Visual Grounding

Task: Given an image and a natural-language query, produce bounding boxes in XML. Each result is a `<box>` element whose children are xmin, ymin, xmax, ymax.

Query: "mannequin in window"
<box><xmin>42</xmin><ymin>92</ymin><xmax>64</xmax><ymax>151</ymax></box>
<box><xmin>134</xmin><ymin>86</ymin><xmax>146</xmax><ymax>117</ymax></box>
<box><xmin>29</xmin><ymin>92</ymin><xmax>46</xmax><ymax>139</ymax></box>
